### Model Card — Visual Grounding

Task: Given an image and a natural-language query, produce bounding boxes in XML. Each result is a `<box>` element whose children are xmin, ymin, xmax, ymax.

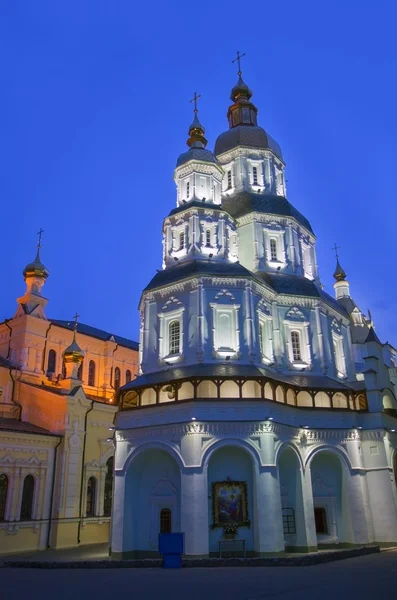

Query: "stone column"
<box><xmin>180</xmin><ymin>468</ymin><xmax>209</xmax><ymax>557</ymax></box>
<box><xmin>300</xmin><ymin>466</ymin><xmax>318</xmax><ymax>551</ymax></box>
<box><xmin>110</xmin><ymin>470</ymin><xmax>127</xmax><ymax>555</ymax></box>
<box><xmin>254</xmin><ymin>465</ymin><xmax>285</xmax><ymax>554</ymax></box>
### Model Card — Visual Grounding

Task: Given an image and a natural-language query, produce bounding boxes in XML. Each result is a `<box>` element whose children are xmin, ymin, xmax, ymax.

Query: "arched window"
<box><xmin>179</xmin><ymin>231</ymin><xmax>185</xmax><ymax>250</ymax></box>
<box><xmin>104</xmin><ymin>457</ymin><xmax>114</xmax><ymax>516</ymax></box>
<box><xmin>169</xmin><ymin>321</ymin><xmax>180</xmax><ymax>355</ymax></box>
<box><xmin>205</xmin><ymin>229</ymin><xmax>211</xmax><ymax>247</ymax></box>
<box><xmin>160</xmin><ymin>508</ymin><xmax>172</xmax><ymax>533</ymax></box>
<box><xmin>252</xmin><ymin>166</ymin><xmax>258</xmax><ymax>185</ymax></box>
<box><xmin>114</xmin><ymin>367</ymin><xmax>121</xmax><ymax>392</ymax></box>
<box><xmin>88</xmin><ymin>360</ymin><xmax>96</xmax><ymax>386</ymax></box>
<box><xmin>270</xmin><ymin>239</ymin><xmax>278</xmax><ymax>261</ymax></box>
<box><xmin>62</xmin><ymin>361</ymin><xmax>66</xmax><ymax>379</ymax></box>
<box><xmin>291</xmin><ymin>331</ymin><xmax>302</xmax><ymax>362</ymax></box>
<box><xmin>0</xmin><ymin>474</ymin><xmax>8</xmax><ymax>521</ymax></box>
<box><xmin>86</xmin><ymin>477</ymin><xmax>96</xmax><ymax>517</ymax></box>
<box><xmin>125</xmin><ymin>369</ymin><xmax>132</xmax><ymax>384</ymax></box>
<box><xmin>20</xmin><ymin>475</ymin><xmax>34</xmax><ymax>520</ymax></box>
<box><xmin>77</xmin><ymin>361</ymin><xmax>84</xmax><ymax>381</ymax></box>
<box><xmin>227</xmin><ymin>170</ymin><xmax>232</xmax><ymax>189</ymax></box>
<box><xmin>186</xmin><ymin>181</ymin><xmax>190</xmax><ymax>199</ymax></box>
<box><xmin>47</xmin><ymin>349</ymin><xmax>56</xmax><ymax>374</ymax></box>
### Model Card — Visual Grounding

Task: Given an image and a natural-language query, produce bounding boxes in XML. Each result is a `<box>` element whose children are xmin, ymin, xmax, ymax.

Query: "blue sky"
<box><xmin>1</xmin><ymin>1</ymin><xmax>396</xmax><ymax>345</ymax></box>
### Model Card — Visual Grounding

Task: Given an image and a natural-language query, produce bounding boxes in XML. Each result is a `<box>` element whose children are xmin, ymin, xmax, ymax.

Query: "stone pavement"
<box><xmin>2</xmin><ymin>549</ymin><xmax>397</xmax><ymax>599</ymax></box>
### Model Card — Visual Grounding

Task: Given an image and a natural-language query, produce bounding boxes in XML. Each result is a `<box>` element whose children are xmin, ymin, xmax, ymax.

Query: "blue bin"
<box><xmin>158</xmin><ymin>533</ymin><xmax>184</xmax><ymax>569</ymax></box>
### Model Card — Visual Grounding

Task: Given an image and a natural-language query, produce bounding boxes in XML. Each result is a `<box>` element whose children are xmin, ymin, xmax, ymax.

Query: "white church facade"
<box><xmin>110</xmin><ymin>66</ymin><xmax>397</xmax><ymax>557</ymax></box>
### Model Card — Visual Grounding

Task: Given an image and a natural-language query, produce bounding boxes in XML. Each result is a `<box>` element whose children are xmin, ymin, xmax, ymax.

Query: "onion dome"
<box><xmin>63</xmin><ymin>316</ymin><xmax>85</xmax><ymax>363</ymax></box>
<box><xmin>176</xmin><ymin>94</ymin><xmax>219</xmax><ymax>168</ymax></box>
<box><xmin>230</xmin><ymin>74</ymin><xmax>253</xmax><ymax>103</ymax></box>
<box><xmin>23</xmin><ymin>230</ymin><xmax>49</xmax><ymax>280</ymax></box>
<box><xmin>333</xmin><ymin>258</ymin><xmax>346</xmax><ymax>282</ymax></box>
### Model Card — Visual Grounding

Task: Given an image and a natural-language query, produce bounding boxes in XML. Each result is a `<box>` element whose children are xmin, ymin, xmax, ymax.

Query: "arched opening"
<box><xmin>141</xmin><ymin>387</ymin><xmax>157</xmax><ymax>405</ymax></box>
<box><xmin>219</xmin><ymin>380</ymin><xmax>240</xmax><ymax>399</ymax></box>
<box><xmin>314</xmin><ymin>391</ymin><xmax>331</xmax><ymax>408</ymax></box>
<box><xmin>160</xmin><ymin>508</ymin><xmax>172</xmax><ymax>533</ymax></box>
<box><xmin>286</xmin><ymin>389</ymin><xmax>296</xmax><ymax>406</ymax></box>
<box><xmin>383</xmin><ymin>391</ymin><xmax>396</xmax><ymax>413</ymax></box>
<box><xmin>207</xmin><ymin>445</ymin><xmax>254</xmax><ymax>554</ymax></box>
<box><xmin>264</xmin><ymin>382</ymin><xmax>273</xmax><ymax>401</ymax></box>
<box><xmin>177</xmin><ymin>381</ymin><xmax>194</xmax><ymax>401</ymax></box>
<box><xmin>77</xmin><ymin>361</ymin><xmax>84</xmax><ymax>382</ymax></box>
<box><xmin>114</xmin><ymin>367</ymin><xmax>121</xmax><ymax>392</ymax></box>
<box><xmin>0</xmin><ymin>474</ymin><xmax>8</xmax><ymax>521</ymax></box>
<box><xmin>278</xmin><ymin>448</ymin><xmax>306</xmax><ymax>550</ymax></box>
<box><xmin>169</xmin><ymin>320</ymin><xmax>180</xmax><ymax>355</ymax></box>
<box><xmin>197</xmin><ymin>380</ymin><xmax>217</xmax><ymax>399</ymax></box>
<box><xmin>310</xmin><ymin>451</ymin><xmax>353</xmax><ymax>546</ymax></box>
<box><xmin>104</xmin><ymin>457</ymin><xmax>114</xmax><ymax>516</ymax></box>
<box><xmin>332</xmin><ymin>392</ymin><xmax>348</xmax><ymax>409</ymax></box>
<box><xmin>20</xmin><ymin>475</ymin><xmax>35</xmax><ymax>520</ymax></box>
<box><xmin>126</xmin><ymin>369</ymin><xmax>132</xmax><ymax>384</ymax></box>
<box><xmin>86</xmin><ymin>477</ymin><xmax>96</xmax><ymax>517</ymax></box>
<box><xmin>88</xmin><ymin>360</ymin><xmax>96</xmax><ymax>386</ymax></box>
<box><xmin>47</xmin><ymin>349</ymin><xmax>56</xmax><ymax>374</ymax></box>
<box><xmin>275</xmin><ymin>385</ymin><xmax>285</xmax><ymax>403</ymax></box>
<box><xmin>159</xmin><ymin>384</ymin><xmax>176</xmax><ymax>404</ymax></box>
<box><xmin>241</xmin><ymin>380</ymin><xmax>261</xmax><ymax>398</ymax></box>
<box><xmin>123</xmin><ymin>449</ymin><xmax>181</xmax><ymax>555</ymax></box>
<box><xmin>297</xmin><ymin>391</ymin><xmax>312</xmax><ymax>407</ymax></box>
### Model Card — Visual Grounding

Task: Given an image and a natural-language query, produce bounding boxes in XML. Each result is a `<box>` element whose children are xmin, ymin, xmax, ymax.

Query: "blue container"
<box><xmin>158</xmin><ymin>533</ymin><xmax>184</xmax><ymax>569</ymax></box>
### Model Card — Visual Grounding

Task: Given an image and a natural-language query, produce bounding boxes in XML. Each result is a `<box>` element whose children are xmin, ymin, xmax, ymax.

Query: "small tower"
<box><xmin>15</xmin><ymin>229</ymin><xmax>50</xmax><ymax>319</ymax></box>
<box><xmin>61</xmin><ymin>313</ymin><xmax>85</xmax><ymax>390</ymax></box>
<box><xmin>174</xmin><ymin>93</ymin><xmax>224</xmax><ymax>206</ymax></box>
<box><xmin>332</xmin><ymin>245</ymin><xmax>350</xmax><ymax>299</ymax></box>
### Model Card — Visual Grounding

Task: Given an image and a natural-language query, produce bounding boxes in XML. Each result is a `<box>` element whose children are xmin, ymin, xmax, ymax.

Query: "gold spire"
<box><xmin>63</xmin><ymin>313</ymin><xmax>85</xmax><ymax>362</ymax></box>
<box><xmin>187</xmin><ymin>92</ymin><xmax>207</xmax><ymax>148</ymax></box>
<box><xmin>23</xmin><ymin>228</ymin><xmax>49</xmax><ymax>280</ymax></box>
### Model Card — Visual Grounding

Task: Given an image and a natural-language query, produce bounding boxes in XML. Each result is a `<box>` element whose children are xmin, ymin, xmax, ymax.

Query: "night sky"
<box><xmin>1</xmin><ymin>1</ymin><xmax>396</xmax><ymax>345</ymax></box>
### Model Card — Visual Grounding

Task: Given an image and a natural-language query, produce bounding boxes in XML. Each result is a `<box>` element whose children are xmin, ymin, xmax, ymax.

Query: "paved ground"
<box><xmin>2</xmin><ymin>549</ymin><xmax>397</xmax><ymax>600</ymax></box>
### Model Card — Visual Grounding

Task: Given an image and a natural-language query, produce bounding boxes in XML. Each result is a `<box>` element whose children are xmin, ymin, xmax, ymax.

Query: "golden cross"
<box><xmin>232</xmin><ymin>50</ymin><xmax>246</xmax><ymax>75</ymax></box>
<box><xmin>73</xmin><ymin>312</ymin><xmax>80</xmax><ymax>331</ymax></box>
<box><xmin>332</xmin><ymin>243</ymin><xmax>341</xmax><ymax>259</ymax></box>
<box><xmin>37</xmin><ymin>228</ymin><xmax>44</xmax><ymax>249</ymax></box>
<box><xmin>190</xmin><ymin>91</ymin><xmax>201</xmax><ymax>114</ymax></box>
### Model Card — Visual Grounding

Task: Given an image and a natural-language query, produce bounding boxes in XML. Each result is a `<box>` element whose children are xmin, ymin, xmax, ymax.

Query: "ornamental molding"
<box><xmin>299</xmin><ymin>429</ymin><xmax>361</xmax><ymax>444</ymax></box>
<box><xmin>217</xmin><ymin>147</ymin><xmax>279</xmax><ymax>164</ymax></box>
<box><xmin>175</xmin><ymin>162</ymin><xmax>224</xmax><ymax>179</ymax></box>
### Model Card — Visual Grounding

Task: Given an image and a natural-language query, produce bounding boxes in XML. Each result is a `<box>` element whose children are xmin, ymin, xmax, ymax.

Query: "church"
<box><xmin>0</xmin><ymin>237</ymin><xmax>138</xmax><ymax>554</ymax></box>
<box><xmin>111</xmin><ymin>60</ymin><xmax>397</xmax><ymax>557</ymax></box>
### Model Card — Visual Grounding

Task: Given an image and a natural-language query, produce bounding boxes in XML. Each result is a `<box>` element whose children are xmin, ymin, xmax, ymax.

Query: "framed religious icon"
<box><xmin>211</xmin><ymin>480</ymin><xmax>250</xmax><ymax>528</ymax></box>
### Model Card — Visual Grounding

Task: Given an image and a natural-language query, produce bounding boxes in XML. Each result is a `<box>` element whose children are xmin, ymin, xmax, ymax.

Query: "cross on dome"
<box><xmin>332</xmin><ymin>243</ymin><xmax>341</xmax><ymax>259</ymax></box>
<box><xmin>232</xmin><ymin>50</ymin><xmax>246</xmax><ymax>76</ymax></box>
<box><xmin>73</xmin><ymin>312</ymin><xmax>80</xmax><ymax>331</ymax></box>
<box><xmin>37</xmin><ymin>228</ymin><xmax>44</xmax><ymax>250</ymax></box>
<box><xmin>190</xmin><ymin>91</ymin><xmax>201</xmax><ymax>114</ymax></box>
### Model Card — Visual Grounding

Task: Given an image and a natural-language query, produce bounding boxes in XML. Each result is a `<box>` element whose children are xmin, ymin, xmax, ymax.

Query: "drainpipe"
<box><xmin>46</xmin><ymin>435</ymin><xmax>63</xmax><ymax>548</ymax></box>
<box><xmin>77</xmin><ymin>400</ymin><xmax>94</xmax><ymax>544</ymax></box>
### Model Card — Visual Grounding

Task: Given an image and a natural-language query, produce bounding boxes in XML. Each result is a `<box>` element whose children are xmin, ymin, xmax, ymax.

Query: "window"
<box><xmin>186</xmin><ymin>181</ymin><xmax>190</xmax><ymax>199</ymax></box>
<box><xmin>125</xmin><ymin>369</ymin><xmax>132</xmax><ymax>384</ymax></box>
<box><xmin>20</xmin><ymin>475</ymin><xmax>34</xmax><ymax>520</ymax></box>
<box><xmin>270</xmin><ymin>239</ymin><xmax>278</xmax><ymax>261</ymax></box>
<box><xmin>104</xmin><ymin>457</ymin><xmax>114</xmax><ymax>516</ymax></box>
<box><xmin>227</xmin><ymin>170</ymin><xmax>232</xmax><ymax>189</ymax></box>
<box><xmin>291</xmin><ymin>331</ymin><xmax>302</xmax><ymax>362</ymax></box>
<box><xmin>253</xmin><ymin>166</ymin><xmax>258</xmax><ymax>185</ymax></box>
<box><xmin>333</xmin><ymin>334</ymin><xmax>346</xmax><ymax>378</ymax></box>
<box><xmin>62</xmin><ymin>361</ymin><xmax>66</xmax><ymax>378</ymax></box>
<box><xmin>314</xmin><ymin>507</ymin><xmax>328</xmax><ymax>534</ymax></box>
<box><xmin>0</xmin><ymin>474</ymin><xmax>8</xmax><ymax>521</ymax></box>
<box><xmin>160</xmin><ymin>508</ymin><xmax>172</xmax><ymax>534</ymax></box>
<box><xmin>179</xmin><ymin>231</ymin><xmax>185</xmax><ymax>250</ymax></box>
<box><xmin>88</xmin><ymin>360</ymin><xmax>96</xmax><ymax>386</ymax></box>
<box><xmin>77</xmin><ymin>361</ymin><xmax>83</xmax><ymax>381</ymax></box>
<box><xmin>169</xmin><ymin>320</ymin><xmax>180</xmax><ymax>355</ymax></box>
<box><xmin>47</xmin><ymin>349</ymin><xmax>56</xmax><ymax>374</ymax></box>
<box><xmin>258</xmin><ymin>317</ymin><xmax>273</xmax><ymax>363</ymax></box>
<box><xmin>114</xmin><ymin>367</ymin><xmax>121</xmax><ymax>392</ymax></box>
<box><xmin>86</xmin><ymin>477</ymin><xmax>96</xmax><ymax>517</ymax></box>
<box><xmin>205</xmin><ymin>229</ymin><xmax>211</xmax><ymax>247</ymax></box>
<box><xmin>282</xmin><ymin>507</ymin><xmax>296</xmax><ymax>535</ymax></box>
